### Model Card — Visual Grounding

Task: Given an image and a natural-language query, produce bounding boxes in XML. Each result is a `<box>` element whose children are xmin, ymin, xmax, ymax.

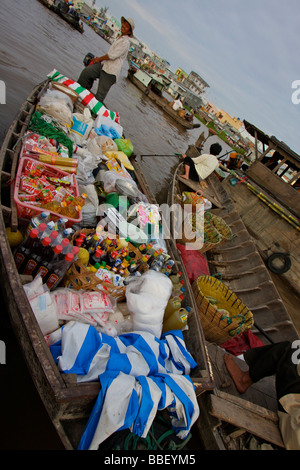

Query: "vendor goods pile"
<box><xmin>9</xmin><ymin>75</ymin><xmax>198</xmax><ymax>450</ymax></box>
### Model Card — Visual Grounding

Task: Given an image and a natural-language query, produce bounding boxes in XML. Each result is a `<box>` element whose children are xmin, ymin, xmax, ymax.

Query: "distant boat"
<box><xmin>127</xmin><ymin>68</ymin><xmax>200</xmax><ymax>130</ymax></box>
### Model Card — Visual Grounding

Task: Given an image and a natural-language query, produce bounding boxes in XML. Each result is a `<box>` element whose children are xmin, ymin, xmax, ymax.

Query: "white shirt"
<box><xmin>192</xmin><ymin>153</ymin><xmax>219</xmax><ymax>180</ymax></box>
<box><xmin>102</xmin><ymin>35</ymin><xmax>130</xmax><ymax>80</ymax></box>
<box><xmin>172</xmin><ymin>99</ymin><xmax>183</xmax><ymax>110</ymax></box>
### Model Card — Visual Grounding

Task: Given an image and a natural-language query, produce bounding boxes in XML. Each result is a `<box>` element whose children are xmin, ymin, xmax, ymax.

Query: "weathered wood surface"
<box><xmin>222</xmin><ymin>176</ymin><xmax>300</xmax><ymax>313</ymax></box>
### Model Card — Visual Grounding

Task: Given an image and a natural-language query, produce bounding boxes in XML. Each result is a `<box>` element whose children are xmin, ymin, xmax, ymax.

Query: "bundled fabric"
<box><xmin>50</xmin><ymin>322</ymin><xmax>199</xmax><ymax>450</ymax></box>
<box><xmin>47</xmin><ymin>69</ymin><xmax>120</xmax><ymax>122</ymax></box>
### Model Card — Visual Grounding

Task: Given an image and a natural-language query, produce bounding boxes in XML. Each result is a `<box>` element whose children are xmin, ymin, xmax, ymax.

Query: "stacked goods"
<box><xmin>14</xmin><ymin>157</ymin><xmax>83</xmax><ymax>224</ymax></box>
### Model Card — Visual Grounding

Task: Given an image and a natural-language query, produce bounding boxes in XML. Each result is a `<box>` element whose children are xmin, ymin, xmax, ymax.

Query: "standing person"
<box><xmin>77</xmin><ymin>16</ymin><xmax>135</xmax><ymax>104</ymax></box>
<box><xmin>181</xmin><ymin>143</ymin><xmax>222</xmax><ymax>181</ymax></box>
<box><xmin>224</xmin><ymin>341</ymin><xmax>300</xmax><ymax>450</ymax></box>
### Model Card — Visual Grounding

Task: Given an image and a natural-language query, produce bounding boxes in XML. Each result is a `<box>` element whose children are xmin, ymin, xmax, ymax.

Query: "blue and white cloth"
<box><xmin>51</xmin><ymin>322</ymin><xmax>199</xmax><ymax>450</ymax></box>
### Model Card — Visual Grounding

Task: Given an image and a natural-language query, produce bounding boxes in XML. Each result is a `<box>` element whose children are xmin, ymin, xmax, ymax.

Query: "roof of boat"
<box><xmin>244</xmin><ymin>120</ymin><xmax>300</xmax><ymax>163</ymax></box>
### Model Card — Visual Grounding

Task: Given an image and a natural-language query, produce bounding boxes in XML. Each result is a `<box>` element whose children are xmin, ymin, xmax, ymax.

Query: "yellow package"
<box><xmin>105</xmin><ymin>151</ymin><xmax>134</xmax><ymax>171</ymax></box>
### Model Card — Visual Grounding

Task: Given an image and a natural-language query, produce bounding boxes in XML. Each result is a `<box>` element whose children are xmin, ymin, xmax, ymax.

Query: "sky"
<box><xmin>93</xmin><ymin>0</ymin><xmax>300</xmax><ymax>154</ymax></box>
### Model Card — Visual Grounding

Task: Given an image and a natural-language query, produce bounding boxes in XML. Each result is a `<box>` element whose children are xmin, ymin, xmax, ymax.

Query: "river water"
<box><xmin>0</xmin><ymin>0</ymin><xmax>231</xmax><ymax>450</ymax></box>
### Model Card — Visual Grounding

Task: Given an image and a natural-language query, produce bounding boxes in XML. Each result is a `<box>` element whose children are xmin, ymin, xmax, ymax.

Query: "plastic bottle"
<box><xmin>162</xmin><ymin>306</ymin><xmax>191</xmax><ymax>333</ymax></box>
<box><xmin>60</xmin><ymin>201</ymin><xmax>82</xmax><ymax>218</ymax></box>
<box><xmin>71</xmin><ymin>246</ymin><xmax>80</xmax><ymax>261</ymax></box>
<box><xmin>169</xmin><ymin>272</ymin><xmax>183</xmax><ymax>285</ymax></box>
<box><xmin>72</xmin><ymin>193</ymin><xmax>87</xmax><ymax>207</ymax></box>
<box><xmin>164</xmin><ymin>294</ymin><xmax>184</xmax><ymax>320</ymax></box>
<box><xmin>27</xmin><ymin>211</ymin><xmax>50</xmax><ymax>234</ymax></box>
<box><xmin>34</xmin><ymin>244</ymin><xmax>63</xmax><ymax>279</ymax></box>
<box><xmin>14</xmin><ymin>228</ymin><xmax>40</xmax><ymax>273</ymax></box>
<box><xmin>43</xmin><ymin>200</ymin><xmax>63</xmax><ymax>214</ymax></box>
<box><xmin>23</xmin><ymin>236</ymin><xmax>53</xmax><ymax>276</ymax></box>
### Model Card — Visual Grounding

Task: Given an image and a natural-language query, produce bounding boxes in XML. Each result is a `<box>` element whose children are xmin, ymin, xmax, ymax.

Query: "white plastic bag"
<box><xmin>125</xmin><ymin>270</ymin><xmax>172</xmax><ymax>337</ymax></box>
<box><xmin>87</xmin><ymin>134</ymin><xmax>118</xmax><ymax>155</ymax></box>
<box><xmin>70</xmin><ymin>108</ymin><xmax>94</xmax><ymax>145</ymax></box>
<box><xmin>23</xmin><ymin>275</ymin><xmax>59</xmax><ymax>335</ymax></box>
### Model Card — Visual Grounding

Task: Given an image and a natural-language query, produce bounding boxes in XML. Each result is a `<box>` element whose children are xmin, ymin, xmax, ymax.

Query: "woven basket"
<box><xmin>63</xmin><ymin>259</ymin><xmax>126</xmax><ymax>301</ymax></box>
<box><xmin>192</xmin><ymin>275</ymin><xmax>254</xmax><ymax>344</ymax></box>
<box><xmin>208</xmin><ymin>213</ymin><xmax>233</xmax><ymax>241</ymax></box>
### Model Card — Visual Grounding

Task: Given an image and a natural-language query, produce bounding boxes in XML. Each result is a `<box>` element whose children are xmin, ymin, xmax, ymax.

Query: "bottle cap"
<box><xmin>30</xmin><ymin>229</ymin><xmax>39</xmax><ymax>238</ymax></box>
<box><xmin>61</xmin><ymin>238</ymin><xmax>69</xmax><ymax>246</ymax></box>
<box><xmin>54</xmin><ymin>245</ymin><xmax>63</xmax><ymax>254</ymax></box>
<box><xmin>42</xmin><ymin>237</ymin><xmax>51</xmax><ymax>246</ymax></box>
<box><xmin>38</xmin><ymin>223</ymin><xmax>47</xmax><ymax>232</ymax></box>
<box><xmin>65</xmin><ymin>253</ymin><xmax>74</xmax><ymax>262</ymax></box>
<box><xmin>50</xmin><ymin>231</ymin><xmax>59</xmax><ymax>240</ymax></box>
<box><xmin>72</xmin><ymin>246</ymin><xmax>80</xmax><ymax>255</ymax></box>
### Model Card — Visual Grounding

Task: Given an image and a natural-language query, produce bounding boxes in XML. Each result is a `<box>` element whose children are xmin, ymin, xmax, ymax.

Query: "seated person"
<box><xmin>224</xmin><ymin>341</ymin><xmax>300</xmax><ymax>450</ymax></box>
<box><xmin>181</xmin><ymin>143</ymin><xmax>222</xmax><ymax>181</ymax></box>
<box><xmin>184</xmin><ymin>109</ymin><xmax>195</xmax><ymax>122</ymax></box>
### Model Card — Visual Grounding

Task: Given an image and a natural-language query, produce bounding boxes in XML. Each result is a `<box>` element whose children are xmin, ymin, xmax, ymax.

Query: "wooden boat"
<box><xmin>38</xmin><ymin>0</ymin><xmax>84</xmax><ymax>33</ymax></box>
<box><xmin>127</xmin><ymin>68</ymin><xmax>200</xmax><ymax>130</ymax></box>
<box><xmin>168</xmin><ymin>159</ymin><xmax>299</xmax><ymax>449</ymax></box>
<box><xmin>0</xmin><ymin>80</ymin><xmax>213</xmax><ymax>450</ymax></box>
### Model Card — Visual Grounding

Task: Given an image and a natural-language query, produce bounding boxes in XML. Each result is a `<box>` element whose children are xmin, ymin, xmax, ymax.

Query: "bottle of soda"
<box><xmin>71</xmin><ymin>246</ymin><xmax>80</xmax><ymax>261</ymax></box>
<box><xmin>14</xmin><ymin>228</ymin><xmax>40</xmax><ymax>273</ymax></box>
<box><xmin>45</xmin><ymin>252</ymin><xmax>75</xmax><ymax>290</ymax></box>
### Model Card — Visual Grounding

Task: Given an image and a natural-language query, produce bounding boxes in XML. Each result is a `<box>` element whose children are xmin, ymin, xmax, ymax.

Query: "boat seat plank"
<box><xmin>208</xmin><ymin>392</ymin><xmax>285</xmax><ymax>448</ymax></box>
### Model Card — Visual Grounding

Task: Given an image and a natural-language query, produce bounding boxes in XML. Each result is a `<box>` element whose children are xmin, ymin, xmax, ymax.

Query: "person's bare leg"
<box><xmin>181</xmin><ymin>164</ymin><xmax>190</xmax><ymax>180</ymax></box>
<box><xmin>224</xmin><ymin>354</ymin><xmax>253</xmax><ymax>394</ymax></box>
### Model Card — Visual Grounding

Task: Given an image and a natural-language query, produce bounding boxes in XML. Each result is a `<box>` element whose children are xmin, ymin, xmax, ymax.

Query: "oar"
<box><xmin>140</xmin><ymin>152</ymin><xmax>182</xmax><ymax>157</ymax></box>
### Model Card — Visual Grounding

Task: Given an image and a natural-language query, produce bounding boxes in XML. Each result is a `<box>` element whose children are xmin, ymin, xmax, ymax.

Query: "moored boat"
<box><xmin>127</xmin><ymin>68</ymin><xmax>200</xmax><ymax>130</ymax></box>
<box><xmin>0</xmin><ymin>77</ymin><xmax>213</xmax><ymax>450</ymax></box>
<box><xmin>167</xmin><ymin>156</ymin><xmax>299</xmax><ymax>449</ymax></box>
<box><xmin>38</xmin><ymin>0</ymin><xmax>84</xmax><ymax>33</ymax></box>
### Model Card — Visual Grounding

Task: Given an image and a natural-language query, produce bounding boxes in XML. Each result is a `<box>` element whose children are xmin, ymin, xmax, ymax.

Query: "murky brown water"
<box><xmin>0</xmin><ymin>0</ymin><xmax>232</xmax><ymax>449</ymax></box>
<box><xmin>0</xmin><ymin>0</ymin><xmax>232</xmax><ymax>202</ymax></box>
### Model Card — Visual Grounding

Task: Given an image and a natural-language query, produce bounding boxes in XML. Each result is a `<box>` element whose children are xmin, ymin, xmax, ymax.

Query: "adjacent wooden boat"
<box><xmin>168</xmin><ymin>159</ymin><xmax>299</xmax><ymax>449</ymax></box>
<box><xmin>127</xmin><ymin>68</ymin><xmax>200</xmax><ymax>130</ymax></box>
<box><xmin>0</xmin><ymin>80</ymin><xmax>213</xmax><ymax>449</ymax></box>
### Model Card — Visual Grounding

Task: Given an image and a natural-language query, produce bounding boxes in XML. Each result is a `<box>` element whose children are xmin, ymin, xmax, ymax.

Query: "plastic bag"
<box><xmin>182</xmin><ymin>191</ymin><xmax>212</xmax><ymax>211</ymax></box>
<box><xmin>23</xmin><ymin>275</ymin><xmax>59</xmax><ymax>335</ymax></box>
<box><xmin>114</xmin><ymin>138</ymin><xmax>134</xmax><ymax>157</ymax></box>
<box><xmin>52</xmin><ymin>288</ymin><xmax>115</xmax><ymax>327</ymax></box>
<box><xmin>87</xmin><ymin>135</ymin><xmax>118</xmax><ymax>155</ymax></box>
<box><xmin>70</xmin><ymin>108</ymin><xmax>94</xmax><ymax>145</ymax></box>
<box><xmin>126</xmin><ymin>270</ymin><xmax>172</xmax><ymax>337</ymax></box>
<box><xmin>94</xmin><ymin>124</ymin><xmax>121</xmax><ymax>140</ymax></box>
<box><xmin>93</xmin><ymin>114</ymin><xmax>123</xmax><ymax>138</ymax></box>
<box><xmin>105</xmin><ymin>151</ymin><xmax>134</xmax><ymax>171</ymax></box>
<box><xmin>176</xmin><ymin>243</ymin><xmax>209</xmax><ymax>283</ymax></box>
<box><xmin>38</xmin><ymin>89</ymin><xmax>74</xmax><ymax>128</ymax></box>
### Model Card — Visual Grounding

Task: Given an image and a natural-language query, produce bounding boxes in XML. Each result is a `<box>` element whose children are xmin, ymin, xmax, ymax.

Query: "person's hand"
<box><xmin>89</xmin><ymin>57</ymin><xmax>100</xmax><ymax>65</ymax></box>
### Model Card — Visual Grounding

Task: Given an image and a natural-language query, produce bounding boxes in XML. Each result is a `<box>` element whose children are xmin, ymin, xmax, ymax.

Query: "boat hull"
<box><xmin>0</xmin><ymin>81</ymin><xmax>213</xmax><ymax>449</ymax></box>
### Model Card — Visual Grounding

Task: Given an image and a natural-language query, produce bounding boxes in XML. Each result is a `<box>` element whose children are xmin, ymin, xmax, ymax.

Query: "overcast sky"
<box><xmin>94</xmin><ymin>0</ymin><xmax>300</xmax><ymax>153</ymax></box>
